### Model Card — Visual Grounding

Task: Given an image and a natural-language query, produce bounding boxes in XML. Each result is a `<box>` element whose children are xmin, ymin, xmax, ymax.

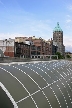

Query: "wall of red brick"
<box><xmin>4</xmin><ymin>46</ymin><xmax>14</xmax><ymax>57</ymax></box>
<box><xmin>4</xmin><ymin>52</ymin><xmax>14</xmax><ymax>57</ymax></box>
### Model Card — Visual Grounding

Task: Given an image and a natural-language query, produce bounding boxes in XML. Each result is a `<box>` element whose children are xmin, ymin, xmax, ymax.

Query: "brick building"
<box><xmin>14</xmin><ymin>42</ymin><xmax>30</xmax><ymax>58</ymax></box>
<box><xmin>26</xmin><ymin>36</ymin><xmax>52</xmax><ymax>56</ymax></box>
<box><xmin>15</xmin><ymin>37</ymin><xmax>28</xmax><ymax>43</ymax></box>
<box><xmin>14</xmin><ymin>36</ymin><xmax>53</xmax><ymax>58</ymax></box>
<box><xmin>0</xmin><ymin>39</ymin><xmax>15</xmax><ymax>57</ymax></box>
<box><xmin>14</xmin><ymin>37</ymin><xmax>32</xmax><ymax>58</ymax></box>
<box><xmin>0</xmin><ymin>36</ymin><xmax>53</xmax><ymax>58</ymax></box>
<box><xmin>46</xmin><ymin>38</ymin><xmax>53</xmax><ymax>55</ymax></box>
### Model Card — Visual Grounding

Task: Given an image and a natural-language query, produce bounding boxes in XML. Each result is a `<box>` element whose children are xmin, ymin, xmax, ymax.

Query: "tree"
<box><xmin>52</xmin><ymin>56</ymin><xmax>57</xmax><ymax>59</ymax></box>
<box><xmin>55</xmin><ymin>52</ymin><xmax>63</xmax><ymax>59</ymax></box>
<box><xmin>66</xmin><ymin>54</ymin><xmax>71</xmax><ymax>58</ymax></box>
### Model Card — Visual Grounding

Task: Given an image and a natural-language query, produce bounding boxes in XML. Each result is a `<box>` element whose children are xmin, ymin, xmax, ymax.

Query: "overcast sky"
<box><xmin>0</xmin><ymin>0</ymin><xmax>72</xmax><ymax>52</ymax></box>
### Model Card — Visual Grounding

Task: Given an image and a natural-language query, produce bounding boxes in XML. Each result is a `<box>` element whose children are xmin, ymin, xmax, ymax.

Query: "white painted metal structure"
<box><xmin>31</xmin><ymin>55</ymin><xmax>58</xmax><ymax>59</ymax></box>
<box><xmin>0</xmin><ymin>60</ymin><xmax>72</xmax><ymax>108</ymax></box>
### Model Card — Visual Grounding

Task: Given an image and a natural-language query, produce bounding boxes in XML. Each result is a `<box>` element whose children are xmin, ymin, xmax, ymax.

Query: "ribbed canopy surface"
<box><xmin>0</xmin><ymin>60</ymin><xmax>72</xmax><ymax>108</ymax></box>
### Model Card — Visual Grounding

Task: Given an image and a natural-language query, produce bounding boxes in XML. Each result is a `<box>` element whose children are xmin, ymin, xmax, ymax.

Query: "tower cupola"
<box><xmin>53</xmin><ymin>22</ymin><xmax>62</xmax><ymax>32</ymax></box>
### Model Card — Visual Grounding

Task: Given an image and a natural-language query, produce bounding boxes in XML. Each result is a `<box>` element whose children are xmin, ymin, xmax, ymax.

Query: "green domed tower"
<box><xmin>53</xmin><ymin>22</ymin><xmax>63</xmax><ymax>44</ymax></box>
<box><xmin>53</xmin><ymin>22</ymin><xmax>63</xmax><ymax>32</ymax></box>
<box><xmin>53</xmin><ymin>22</ymin><xmax>65</xmax><ymax>55</ymax></box>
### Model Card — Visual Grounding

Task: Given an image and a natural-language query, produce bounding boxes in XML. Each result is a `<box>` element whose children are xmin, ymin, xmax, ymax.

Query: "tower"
<box><xmin>53</xmin><ymin>22</ymin><xmax>65</xmax><ymax>55</ymax></box>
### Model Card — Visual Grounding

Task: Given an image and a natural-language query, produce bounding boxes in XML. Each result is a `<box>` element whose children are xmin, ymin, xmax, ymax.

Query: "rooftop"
<box><xmin>53</xmin><ymin>22</ymin><xmax>62</xmax><ymax>32</ymax></box>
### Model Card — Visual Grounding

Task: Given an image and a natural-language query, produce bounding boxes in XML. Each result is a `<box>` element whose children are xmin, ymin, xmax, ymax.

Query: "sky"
<box><xmin>0</xmin><ymin>0</ymin><xmax>72</xmax><ymax>52</ymax></box>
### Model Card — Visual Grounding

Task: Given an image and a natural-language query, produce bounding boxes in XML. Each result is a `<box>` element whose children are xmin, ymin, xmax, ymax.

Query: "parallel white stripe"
<box><xmin>13</xmin><ymin>65</ymin><xmax>52</xmax><ymax>107</ymax></box>
<box><xmin>0</xmin><ymin>67</ymin><xmax>38</xmax><ymax>108</ymax></box>
<box><xmin>0</xmin><ymin>82</ymin><xmax>18</xmax><ymax>108</ymax></box>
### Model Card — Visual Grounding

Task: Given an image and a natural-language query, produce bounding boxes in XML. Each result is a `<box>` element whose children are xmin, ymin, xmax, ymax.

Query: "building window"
<box><xmin>31</xmin><ymin>45</ymin><xmax>36</xmax><ymax>50</ymax></box>
<box><xmin>24</xmin><ymin>50</ymin><xmax>25</xmax><ymax>53</ymax></box>
<box><xmin>26</xmin><ymin>50</ymin><xmax>27</xmax><ymax>53</ymax></box>
<box><xmin>21</xmin><ymin>45</ymin><xmax>23</xmax><ymax>47</ymax></box>
<box><xmin>37</xmin><ymin>46</ymin><xmax>41</xmax><ymax>51</ymax></box>
<box><xmin>28</xmin><ymin>46</ymin><xmax>29</xmax><ymax>48</ymax></box>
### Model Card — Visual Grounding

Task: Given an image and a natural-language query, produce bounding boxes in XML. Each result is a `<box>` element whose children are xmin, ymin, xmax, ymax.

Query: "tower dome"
<box><xmin>53</xmin><ymin>22</ymin><xmax>62</xmax><ymax>32</ymax></box>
